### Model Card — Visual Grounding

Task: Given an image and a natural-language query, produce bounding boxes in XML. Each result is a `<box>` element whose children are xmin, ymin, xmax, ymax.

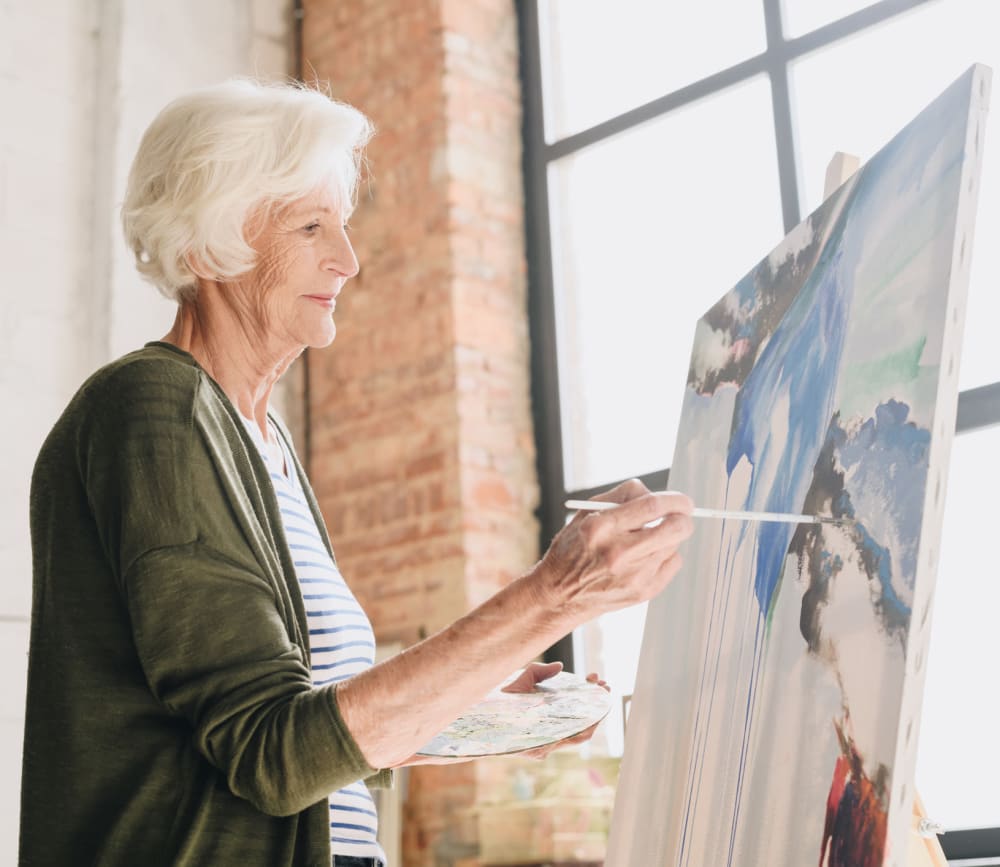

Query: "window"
<box><xmin>520</xmin><ymin>0</ymin><xmax>1000</xmax><ymax>859</ymax></box>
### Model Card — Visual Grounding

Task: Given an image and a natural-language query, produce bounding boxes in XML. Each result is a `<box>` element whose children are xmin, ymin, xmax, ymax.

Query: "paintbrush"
<box><xmin>563</xmin><ymin>500</ymin><xmax>845</xmax><ymax>526</ymax></box>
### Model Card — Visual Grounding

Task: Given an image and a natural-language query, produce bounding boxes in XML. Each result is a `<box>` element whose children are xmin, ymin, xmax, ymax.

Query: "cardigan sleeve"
<box><xmin>77</xmin><ymin>356</ymin><xmax>380</xmax><ymax>815</ymax></box>
<box><xmin>125</xmin><ymin>543</ymin><xmax>377</xmax><ymax>815</ymax></box>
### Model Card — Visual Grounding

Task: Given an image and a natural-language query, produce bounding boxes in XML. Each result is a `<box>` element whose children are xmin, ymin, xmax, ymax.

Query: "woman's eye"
<box><xmin>303</xmin><ymin>222</ymin><xmax>320</xmax><ymax>234</ymax></box>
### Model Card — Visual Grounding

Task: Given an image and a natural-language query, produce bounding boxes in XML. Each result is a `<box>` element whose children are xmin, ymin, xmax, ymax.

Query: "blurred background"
<box><xmin>1</xmin><ymin>1</ymin><xmax>997</xmax><ymax>864</ymax></box>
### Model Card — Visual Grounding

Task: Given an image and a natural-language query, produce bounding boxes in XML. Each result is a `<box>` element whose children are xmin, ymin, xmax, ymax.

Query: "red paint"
<box><xmin>818</xmin><ymin>720</ymin><xmax>889</xmax><ymax>867</ymax></box>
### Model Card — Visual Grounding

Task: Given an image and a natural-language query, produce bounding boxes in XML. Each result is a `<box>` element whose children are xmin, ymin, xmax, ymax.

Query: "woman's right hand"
<box><xmin>337</xmin><ymin>479</ymin><xmax>694</xmax><ymax>771</ymax></box>
<box><xmin>531</xmin><ymin>479</ymin><xmax>694</xmax><ymax>618</ymax></box>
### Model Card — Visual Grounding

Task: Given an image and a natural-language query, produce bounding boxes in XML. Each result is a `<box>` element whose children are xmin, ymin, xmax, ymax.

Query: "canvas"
<box><xmin>607</xmin><ymin>65</ymin><xmax>990</xmax><ymax>867</ymax></box>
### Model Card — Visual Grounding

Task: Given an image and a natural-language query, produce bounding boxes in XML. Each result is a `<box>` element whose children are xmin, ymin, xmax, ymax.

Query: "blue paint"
<box><xmin>726</xmin><ymin>210</ymin><xmax>856</xmax><ymax>615</ymax></box>
<box><xmin>837</xmin><ymin>400</ymin><xmax>930</xmax><ymax>591</ymax></box>
<box><xmin>855</xmin><ymin>522</ymin><xmax>912</xmax><ymax>623</ymax></box>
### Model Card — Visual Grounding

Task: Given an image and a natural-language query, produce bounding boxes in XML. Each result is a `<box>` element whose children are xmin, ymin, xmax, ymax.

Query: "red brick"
<box><xmin>303</xmin><ymin>1</ymin><xmax>536</xmax><ymax>863</ymax></box>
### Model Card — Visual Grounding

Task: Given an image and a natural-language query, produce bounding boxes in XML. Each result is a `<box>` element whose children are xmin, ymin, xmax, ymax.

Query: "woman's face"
<box><xmin>237</xmin><ymin>185</ymin><xmax>359</xmax><ymax>351</ymax></box>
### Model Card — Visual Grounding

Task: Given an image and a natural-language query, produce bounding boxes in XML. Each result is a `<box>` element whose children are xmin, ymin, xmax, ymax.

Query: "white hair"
<box><xmin>121</xmin><ymin>79</ymin><xmax>373</xmax><ymax>302</ymax></box>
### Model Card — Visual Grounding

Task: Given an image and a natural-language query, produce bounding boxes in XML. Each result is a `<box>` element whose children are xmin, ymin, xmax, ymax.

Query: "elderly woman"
<box><xmin>20</xmin><ymin>80</ymin><xmax>693</xmax><ymax>867</ymax></box>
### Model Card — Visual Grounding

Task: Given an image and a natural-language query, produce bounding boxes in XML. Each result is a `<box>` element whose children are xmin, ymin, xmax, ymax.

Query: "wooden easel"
<box><xmin>909</xmin><ymin>793</ymin><xmax>947</xmax><ymax>867</ymax></box>
<box><xmin>822</xmin><ymin>153</ymin><xmax>947</xmax><ymax>867</ymax></box>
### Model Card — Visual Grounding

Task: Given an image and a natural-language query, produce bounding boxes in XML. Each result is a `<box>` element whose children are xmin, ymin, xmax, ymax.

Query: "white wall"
<box><xmin>0</xmin><ymin>0</ymin><xmax>292</xmax><ymax>860</ymax></box>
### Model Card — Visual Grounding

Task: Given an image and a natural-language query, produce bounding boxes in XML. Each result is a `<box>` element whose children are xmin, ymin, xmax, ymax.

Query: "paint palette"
<box><xmin>416</xmin><ymin>670</ymin><xmax>613</xmax><ymax>757</ymax></box>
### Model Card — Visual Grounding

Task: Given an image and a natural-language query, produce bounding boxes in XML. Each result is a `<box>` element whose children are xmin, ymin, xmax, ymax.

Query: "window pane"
<box><xmin>539</xmin><ymin>0</ymin><xmax>766</xmax><ymax>141</ymax></box>
<box><xmin>549</xmin><ymin>76</ymin><xmax>783</xmax><ymax>491</ymax></box>
<box><xmin>790</xmin><ymin>0</ymin><xmax>1000</xmax><ymax>388</ymax></box>
<box><xmin>780</xmin><ymin>0</ymin><xmax>881</xmax><ymax>38</ymax></box>
<box><xmin>916</xmin><ymin>426</ymin><xmax>1000</xmax><ymax>830</ymax></box>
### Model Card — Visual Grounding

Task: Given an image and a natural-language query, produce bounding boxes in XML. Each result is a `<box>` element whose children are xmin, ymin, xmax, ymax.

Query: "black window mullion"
<box><xmin>540</xmin><ymin>0</ymin><xmax>939</xmax><ymax>168</ymax></box>
<box><xmin>784</xmin><ymin>0</ymin><xmax>938</xmax><ymax>60</ymax></box>
<box><xmin>763</xmin><ymin>0</ymin><xmax>802</xmax><ymax>232</ymax></box>
<box><xmin>957</xmin><ymin>382</ymin><xmax>1000</xmax><ymax>432</ymax></box>
<box><xmin>517</xmin><ymin>1</ymin><xmax>576</xmax><ymax>668</ymax></box>
<box><xmin>940</xmin><ymin>826</ymin><xmax>1000</xmax><ymax>862</ymax></box>
<box><xmin>545</xmin><ymin>53</ymin><xmax>770</xmax><ymax>163</ymax></box>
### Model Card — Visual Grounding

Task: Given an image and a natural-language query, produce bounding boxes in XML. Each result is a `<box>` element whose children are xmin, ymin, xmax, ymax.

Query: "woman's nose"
<box><xmin>325</xmin><ymin>228</ymin><xmax>360</xmax><ymax>278</ymax></box>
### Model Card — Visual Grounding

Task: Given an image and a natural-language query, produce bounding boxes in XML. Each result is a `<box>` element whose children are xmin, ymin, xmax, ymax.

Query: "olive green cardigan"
<box><xmin>20</xmin><ymin>342</ymin><xmax>390</xmax><ymax>867</ymax></box>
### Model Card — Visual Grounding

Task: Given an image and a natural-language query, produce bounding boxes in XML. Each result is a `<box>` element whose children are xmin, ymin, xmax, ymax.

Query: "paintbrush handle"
<box><xmin>563</xmin><ymin>500</ymin><xmax>836</xmax><ymax>526</ymax></box>
<box><xmin>690</xmin><ymin>506</ymin><xmax>827</xmax><ymax>525</ymax></box>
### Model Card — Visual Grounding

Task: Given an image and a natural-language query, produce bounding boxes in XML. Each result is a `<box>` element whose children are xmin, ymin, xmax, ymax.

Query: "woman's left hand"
<box><xmin>499</xmin><ymin>660</ymin><xmax>565</xmax><ymax>694</ymax></box>
<box><xmin>505</xmin><ymin>664</ymin><xmax>610</xmax><ymax>760</ymax></box>
<box><xmin>392</xmin><ymin>663</ymin><xmax>610</xmax><ymax>767</ymax></box>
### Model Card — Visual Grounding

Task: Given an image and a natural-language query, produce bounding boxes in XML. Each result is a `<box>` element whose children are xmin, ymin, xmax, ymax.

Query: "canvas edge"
<box><xmin>882</xmin><ymin>62</ymin><xmax>993</xmax><ymax>867</ymax></box>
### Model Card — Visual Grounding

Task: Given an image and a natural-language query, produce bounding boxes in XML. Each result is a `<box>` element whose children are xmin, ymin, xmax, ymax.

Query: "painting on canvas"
<box><xmin>607</xmin><ymin>65</ymin><xmax>990</xmax><ymax>867</ymax></box>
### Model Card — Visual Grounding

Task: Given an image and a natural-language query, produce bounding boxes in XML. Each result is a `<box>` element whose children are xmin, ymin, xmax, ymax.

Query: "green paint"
<box><xmin>852</xmin><ymin>336</ymin><xmax>926</xmax><ymax>384</ymax></box>
<box><xmin>839</xmin><ymin>337</ymin><xmax>929</xmax><ymax>421</ymax></box>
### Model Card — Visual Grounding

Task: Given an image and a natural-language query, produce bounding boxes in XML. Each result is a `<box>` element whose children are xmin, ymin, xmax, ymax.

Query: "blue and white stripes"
<box><xmin>240</xmin><ymin>415</ymin><xmax>384</xmax><ymax>862</ymax></box>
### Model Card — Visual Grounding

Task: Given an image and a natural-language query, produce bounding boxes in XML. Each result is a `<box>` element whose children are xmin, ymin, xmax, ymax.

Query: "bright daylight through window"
<box><xmin>522</xmin><ymin>0</ymin><xmax>1000</xmax><ymax>855</ymax></box>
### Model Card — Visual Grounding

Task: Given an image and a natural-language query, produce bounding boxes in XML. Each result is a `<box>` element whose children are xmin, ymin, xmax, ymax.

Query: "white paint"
<box><xmin>766</xmin><ymin>214</ymin><xmax>816</xmax><ymax>273</ymax></box>
<box><xmin>0</xmin><ymin>0</ymin><xmax>291</xmax><ymax>860</ymax></box>
<box><xmin>689</xmin><ymin>318</ymin><xmax>734</xmax><ymax>385</ymax></box>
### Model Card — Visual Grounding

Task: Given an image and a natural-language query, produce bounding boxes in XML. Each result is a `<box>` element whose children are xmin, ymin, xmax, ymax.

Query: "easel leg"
<box><xmin>908</xmin><ymin>791</ymin><xmax>947</xmax><ymax>867</ymax></box>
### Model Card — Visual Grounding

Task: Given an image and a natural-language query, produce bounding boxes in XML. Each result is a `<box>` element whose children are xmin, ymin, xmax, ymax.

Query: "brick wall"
<box><xmin>300</xmin><ymin>1</ymin><xmax>538</xmax><ymax>864</ymax></box>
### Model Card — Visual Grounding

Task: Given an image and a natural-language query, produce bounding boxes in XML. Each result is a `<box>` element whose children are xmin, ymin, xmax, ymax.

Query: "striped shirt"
<box><xmin>240</xmin><ymin>414</ymin><xmax>384</xmax><ymax>862</ymax></box>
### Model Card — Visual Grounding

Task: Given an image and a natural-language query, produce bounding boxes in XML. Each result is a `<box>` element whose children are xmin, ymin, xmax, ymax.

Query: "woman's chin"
<box><xmin>305</xmin><ymin>321</ymin><xmax>337</xmax><ymax>349</ymax></box>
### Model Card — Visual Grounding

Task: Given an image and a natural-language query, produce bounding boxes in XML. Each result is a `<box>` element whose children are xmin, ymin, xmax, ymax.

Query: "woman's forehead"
<box><xmin>288</xmin><ymin>185</ymin><xmax>349</xmax><ymax>217</ymax></box>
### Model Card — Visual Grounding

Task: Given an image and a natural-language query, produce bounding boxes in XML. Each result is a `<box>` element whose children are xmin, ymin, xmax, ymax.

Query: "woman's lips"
<box><xmin>305</xmin><ymin>295</ymin><xmax>336</xmax><ymax>309</ymax></box>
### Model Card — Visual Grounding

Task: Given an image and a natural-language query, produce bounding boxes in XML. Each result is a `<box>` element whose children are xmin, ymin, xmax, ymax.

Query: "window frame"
<box><xmin>518</xmin><ymin>0</ymin><xmax>1000</xmax><ymax>859</ymax></box>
